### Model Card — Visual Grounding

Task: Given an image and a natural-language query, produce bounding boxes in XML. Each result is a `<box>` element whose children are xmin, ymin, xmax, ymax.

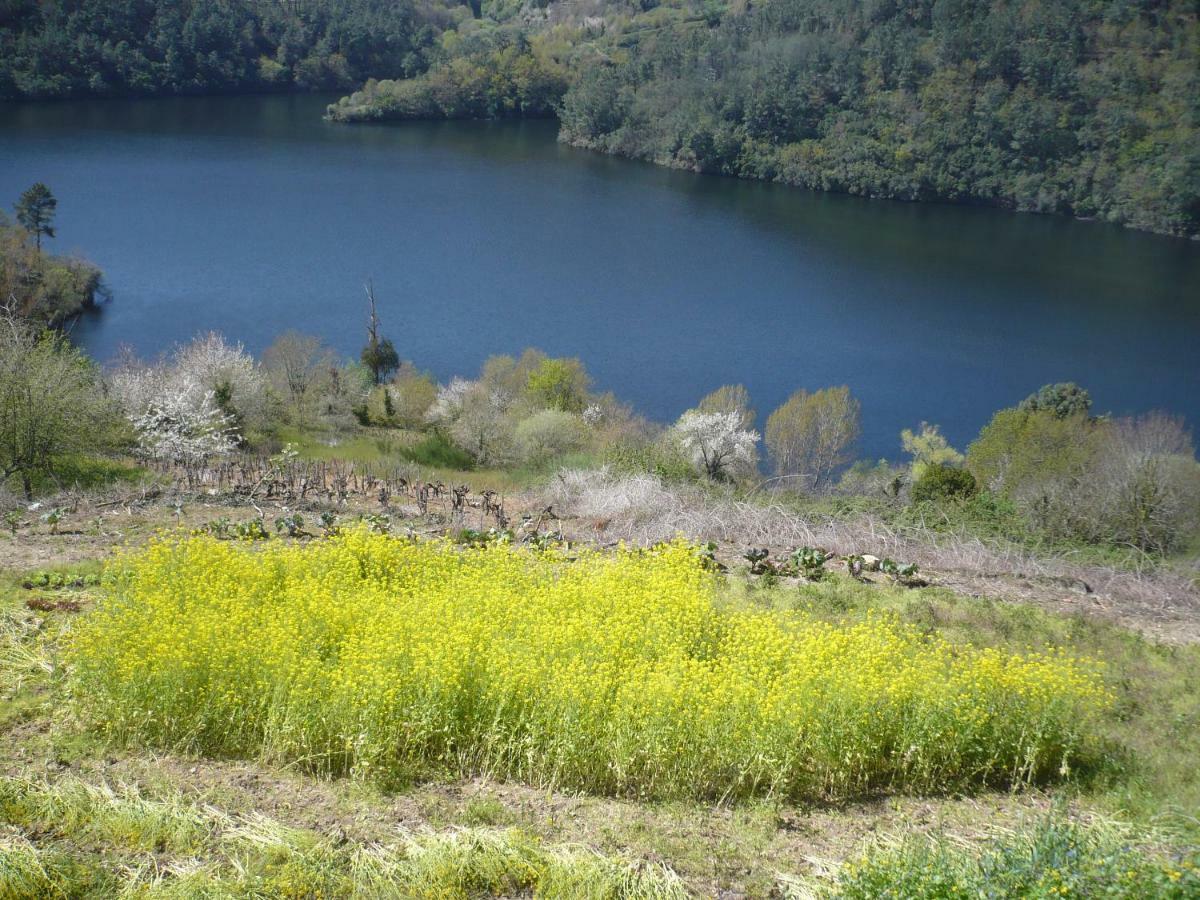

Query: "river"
<box><xmin>2</xmin><ymin>93</ymin><xmax>1198</xmax><ymax>459</ymax></box>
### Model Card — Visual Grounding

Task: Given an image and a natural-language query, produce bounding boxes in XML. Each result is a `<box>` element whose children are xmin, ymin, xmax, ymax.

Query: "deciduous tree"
<box><xmin>263</xmin><ymin>331</ymin><xmax>334</xmax><ymax>424</ymax></box>
<box><xmin>698</xmin><ymin>384</ymin><xmax>755</xmax><ymax>430</ymax></box>
<box><xmin>0</xmin><ymin>314</ymin><xmax>125</xmax><ymax>497</ymax></box>
<box><xmin>765</xmin><ymin>387</ymin><xmax>860</xmax><ymax>491</ymax></box>
<box><xmin>671</xmin><ymin>410</ymin><xmax>759</xmax><ymax>482</ymax></box>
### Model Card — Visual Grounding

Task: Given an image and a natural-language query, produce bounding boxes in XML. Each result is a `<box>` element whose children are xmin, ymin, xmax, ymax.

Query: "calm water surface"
<box><xmin>2</xmin><ymin>93</ymin><xmax>1198</xmax><ymax>459</ymax></box>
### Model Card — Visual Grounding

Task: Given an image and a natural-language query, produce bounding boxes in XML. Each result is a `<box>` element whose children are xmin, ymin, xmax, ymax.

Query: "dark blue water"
<box><xmin>2</xmin><ymin>93</ymin><xmax>1198</xmax><ymax>459</ymax></box>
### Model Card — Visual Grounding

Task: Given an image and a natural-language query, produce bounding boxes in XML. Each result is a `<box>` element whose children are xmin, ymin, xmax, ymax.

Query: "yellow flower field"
<box><xmin>70</xmin><ymin>531</ymin><xmax>1111</xmax><ymax>801</ymax></box>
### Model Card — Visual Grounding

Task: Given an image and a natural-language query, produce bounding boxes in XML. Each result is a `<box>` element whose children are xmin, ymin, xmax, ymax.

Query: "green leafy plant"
<box><xmin>911</xmin><ymin>463</ymin><xmax>979</xmax><ymax>504</ymax></box>
<box><xmin>318</xmin><ymin>511</ymin><xmax>340</xmax><ymax>537</ymax></box>
<box><xmin>39</xmin><ymin>506</ymin><xmax>66</xmax><ymax>534</ymax></box>
<box><xmin>743</xmin><ymin>548</ymin><xmax>776</xmax><ymax>576</ymax></box>
<box><xmin>234</xmin><ymin>519</ymin><xmax>269</xmax><ymax>541</ymax></box>
<box><xmin>454</xmin><ymin>527</ymin><xmax>515</xmax><ymax>548</ymax></box>
<box><xmin>694</xmin><ymin>541</ymin><xmax>726</xmax><ymax>573</ymax></box>
<box><xmin>270</xmin><ymin>443</ymin><xmax>300</xmax><ymax>471</ymax></box>
<box><xmin>273</xmin><ymin>512</ymin><xmax>305</xmax><ymax>537</ymax></box>
<box><xmin>22</xmin><ymin>569</ymin><xmax>100</xmax><ymax>590</ymax></box>
<box><xmin>881</xmin><ymin>558</ymin><xmax>921</xmax><ymax>586</ymax></box>
<box><xmin>195</xmin><ymin>517</ymin><xmax>233</xmax><ymax>539</ymax></box>
<box><xmin>363</xmin><ymin>513</ymin><xmax>392</xmax><ymax>535</ymax></box>
<box><xmin>789</xmin><ymin>547</ymin><xmax>831</xmax><ymax>581</ymax></box>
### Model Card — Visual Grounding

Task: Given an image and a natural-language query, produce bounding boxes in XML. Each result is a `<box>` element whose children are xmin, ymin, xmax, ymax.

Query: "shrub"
<box><xmin>901</xmin><ymin>422</ymin><xmax>964</xmax><ymax>481</ymax></box>
<box><xmin>0</xmin><ymin>321</ymin><xmax>127</xmax><ymax>498</ymax></box>
<box><xmin>968</xmin><ymin>409</ymin><xmax>1200</xmax><ymax>552</ymax></box>
<box><xmin>910</xmin><ymin>464</ymin><xmax>978</xmax><ymax>504</ymax></box>
<box><xmin>524</xmin><ymin>357</ymin><xmax>591</xmax><ymax>413</ymax></box>
<box><xmin>967</xmin><ymin>408</ymin><xmax>1099</xmax><ymax>496</ymax></box>
<box><xmin>398</xmin><ymin>431</ymin><xmax>475</xmax><ymax>470</ymax></box>
<box><xmin>73</xmin><ymin>533</ymin><xmax>1110</xmax><ymax>802</ymax></box>
<box><xmin>387</xmin><ymin>366</ymin><xmax>438</xmax><ymax>427</ymax></box>
<box><xmin>514</xmin><ymin>409</ymin><xmax>587</xmax><ymax>466</ymax></box>
<box><xmin>602</xmin><ymin>441</ymin><xmax>697</xmax><ymax>483</ymax></box>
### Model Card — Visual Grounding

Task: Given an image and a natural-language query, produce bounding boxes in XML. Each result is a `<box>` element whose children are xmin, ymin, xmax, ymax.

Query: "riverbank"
<box><xmin>326</xmin><ymin>0</ymin><xmax>1200</xmax><ymax>241</ymax></box>
<box><xmin>7</xmin><ymin>94</ymin><xmax>1199</xmax><ymax>461</ymax></box>
<box><xmin>0</xmin><ymin>221</ymin><xmax>103</xmax><ymax>325</ymax></box>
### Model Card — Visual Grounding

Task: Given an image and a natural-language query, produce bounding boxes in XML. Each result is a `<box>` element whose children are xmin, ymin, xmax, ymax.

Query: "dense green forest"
<box><xmin>0</xmin><ymin>0</ymin><xmax>453</xmax><ymax>97</ymax></box>
<box><xmin>331</xmin><ymin>0</ymin><xmax>1200</xmax><ymax>237</ymax></box>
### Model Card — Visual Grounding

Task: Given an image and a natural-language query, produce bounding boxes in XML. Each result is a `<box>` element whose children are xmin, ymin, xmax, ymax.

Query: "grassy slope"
<box><xmin>1</xmin><ymin>527</ymin><xmax>1197</xmax><ymax>896</ymax></box>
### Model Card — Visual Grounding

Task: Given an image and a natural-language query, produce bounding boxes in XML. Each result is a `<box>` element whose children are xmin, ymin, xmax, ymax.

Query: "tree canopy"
<box><xmin>334</xmin><ymin>0</ymin><xmax>1200</xmax><ymax>238</ymax></box>
<box><xmin>0</xmin><ymin>316</ymin><xmax>127</xmax><ymax>497</ymax></box>
<box><xmin>0</xmin><ymin>0</ymin><xmax>444</xmax><ymax>99</ymax></box>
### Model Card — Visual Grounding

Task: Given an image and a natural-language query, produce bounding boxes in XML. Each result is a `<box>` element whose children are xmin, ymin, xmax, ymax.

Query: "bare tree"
<box><xmin>263</xmin><ymin>331</ymin><xmax>335</xmax><ymax>424</ymax></box>
<box><xmin>451</xmin><ymin>382</ymin><xmax>515</xmax><ymax>466</ymax></box>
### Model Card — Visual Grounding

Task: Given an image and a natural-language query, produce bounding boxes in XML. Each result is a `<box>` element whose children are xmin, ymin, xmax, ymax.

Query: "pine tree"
<box><xmin>15</xmin><ymin>183</ymin><xmax>56</xmax><ymax>250</ymax></box>
<box><xmin>360</xmin><ymin>281</ymin><xmax>399</xmax><ymax>385</ymax></box>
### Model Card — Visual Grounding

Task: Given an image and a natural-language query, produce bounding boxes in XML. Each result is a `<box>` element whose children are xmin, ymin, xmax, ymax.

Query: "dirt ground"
<box><xmin>5</xmin><ymin>486</ymin><xmax>1199</xmax><ymax>645</ymax></box>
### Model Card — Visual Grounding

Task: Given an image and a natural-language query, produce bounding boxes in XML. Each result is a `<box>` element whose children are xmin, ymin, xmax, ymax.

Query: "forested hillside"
<box><xmin>0</xmin><ymin>0</ymin><xmax>451</xmax><ymax>97</ymax></box>
<box><xmin>332</xmin><ymin>0</ymin><xmax>1200</xmax><ymax>237</ymax></box>
<box><xmin>559</xmin><ymin>0</ymin><xmax>1200</xmax><ymax>237</ymax></box>
<box><xmin>3</xmin><ymin>0</ymin><xmax>1197</xmax><ymax>235</ymax></box>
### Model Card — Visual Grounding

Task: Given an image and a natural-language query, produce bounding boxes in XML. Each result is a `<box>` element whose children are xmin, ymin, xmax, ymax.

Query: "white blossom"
<box><xmin>130</xmin><ymin>381</ymin><xmax>238</xmax><ymax>462</ymax></box>
<box><xmin>110</xmin><ymin>332</ymin><xmax>264</xmax><ymax>457</ymax></box>
<box><xmin>426</xmin><ymin>377</ymin><xmax>475</xmax><ymax>424</ymax></box>
<box><xmin>671</xmin><ymin>410</ymin><xmax>760</xmax><ymax>481</ymax></box>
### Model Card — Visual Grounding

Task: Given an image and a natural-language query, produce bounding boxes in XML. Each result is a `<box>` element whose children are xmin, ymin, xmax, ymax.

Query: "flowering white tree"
<box><xmin>173</xmin><ymin>332</ymin><xmax>265</xmax><ymax>422</ymax></box>
<box><xmin>110</xmin><ymin>332</ymin><xmax>261</xmax><ymax>461</ymax></box>
<box><xmin>671</xmin><ymin>410</ymin><xmax>760</xmax><ymax>481</ymax></box>
<box><xmin>130</xmin><ymin>381</ymin><xmax>238</xmax><ymax>463</ymax></box>
<box><xmin>426</xmin><ymin>377</ymin><xmax>475</xmax><ymax>424</ymax></box>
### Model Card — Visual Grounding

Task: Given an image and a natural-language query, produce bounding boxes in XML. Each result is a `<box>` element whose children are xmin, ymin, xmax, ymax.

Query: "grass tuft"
<box><xmin>0</xmin><ymin>775</ymin><xmax>685</xmax><ymax>898</ymax></box>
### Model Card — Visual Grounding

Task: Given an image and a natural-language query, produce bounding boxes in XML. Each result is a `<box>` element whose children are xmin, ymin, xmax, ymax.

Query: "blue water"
<box><xmin>2</xmin><ymin>93</ymin><xmax>1198</xmax><ymax>459</ymax></box>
